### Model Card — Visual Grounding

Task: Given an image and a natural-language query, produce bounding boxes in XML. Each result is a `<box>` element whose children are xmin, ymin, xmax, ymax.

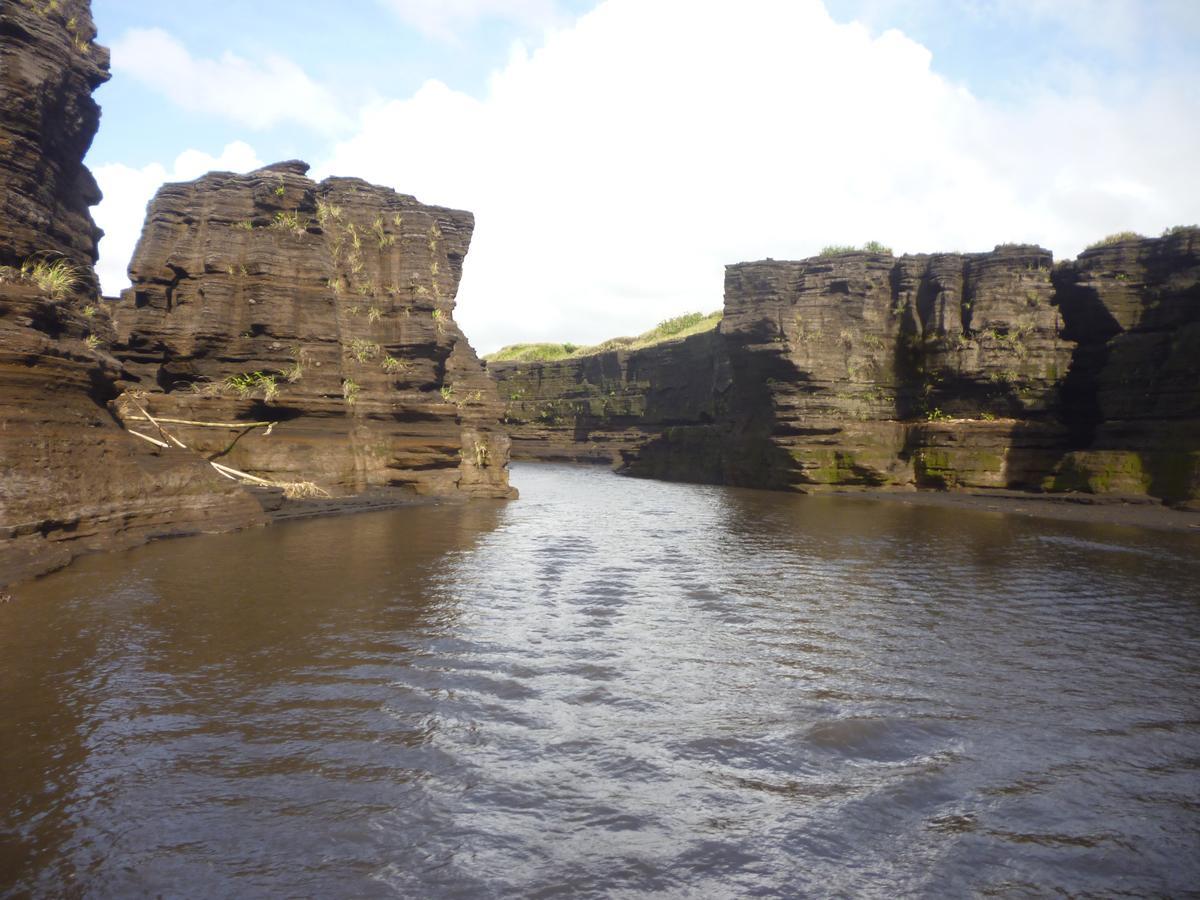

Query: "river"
<box><xmin>2</xmin><ymin>463</ymin><xmax>1198</xmax><ymax>897</ymax></box>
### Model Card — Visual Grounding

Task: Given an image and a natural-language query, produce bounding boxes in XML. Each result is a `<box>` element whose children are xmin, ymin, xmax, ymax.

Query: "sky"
<box><xmin>86</xmin><ymin>0</ymin><xmax>1200</xmax><ymax>354</ymax></box>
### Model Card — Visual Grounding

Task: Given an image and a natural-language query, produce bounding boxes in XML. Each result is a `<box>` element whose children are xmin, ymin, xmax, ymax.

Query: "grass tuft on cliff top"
<box><xmin>1161</xmin><ymin>224</ymin><xmax>1197</xmax><ymax>238</ymax></box>
<box><xmin>486</xmin><ymin>310</ymin><xmax>722</xmax><ymax>362</ymax></box>
<box><xmin>1086</xmin><ymin>231</ymin><xmax>1144</xmax><ymax>250</ymax></box>
<box><xmin>819</xmin><ymin>240</ymin><xmax>893</xmax><ymax>257</ymax></box>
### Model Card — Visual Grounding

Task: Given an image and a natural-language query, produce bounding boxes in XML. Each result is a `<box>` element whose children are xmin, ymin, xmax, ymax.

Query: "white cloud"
<box><xmin>314</xmin><ymin>0</ymin><xmax>1200</xmax><ymax>355</ymax></box>
<box><xmin>93</xmin><ymin>142</ymin><xmax>263</xmax><ymax>296</ymax></box>
<box><xmin>987</xmin><ymin>0</ymin><xmax>1200</xmax><ymax>54</ymax></box>
<box><xmin>377</xmin><ymin>0</ymin><xmax>562</xmax><ymax>39</ymax></box>
<box><xmin>110</xmin><ymin>28</ymin><xmax>351</xmax><ymax>134</ymax></box>
<box><xmin>841</xmin><ymin>0</ymin><xmax>1200</xmax><ymax>55</ymax></box>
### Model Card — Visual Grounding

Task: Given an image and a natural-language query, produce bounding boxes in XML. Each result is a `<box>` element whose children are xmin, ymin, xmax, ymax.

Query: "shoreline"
<box><xmin>0</xmin><ymin>486</ymin><xmax>443</xmax><ymax>593</ymax></box>
<box><xmin>816</xmin><ymin>485</ymin><xmax>1200</xmax><ymax>533</ymax></box>
<box><xmin>5</xmin><ymin>467</ymin><xmax>1197</xmax><ymax>592</ymax></box>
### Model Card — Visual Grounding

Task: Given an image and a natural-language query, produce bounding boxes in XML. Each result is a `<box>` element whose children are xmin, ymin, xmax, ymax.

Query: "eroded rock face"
<box><xmin>499</xmin><ymin>235</ymin><xmax>1199</xmax><ymax>507</ymax></box>
<box><xmin>708</xmin><ymin>246</ymin><xmax>1074</xmax><ymax>491</ymax></box>
<box><xmin>0</xmin><ymin>0</ymin><xmax>264</xmax><ymax>586</ymax></box>
<box><xmin>1051</xmin><ymin>229</ymin><xmax>1200</xmax><ymax>506</ymax></box>
<box><xmin>487</xmin><ymin>329</ymin><xmax>726</xmax><ymax>468</ymax></box>
<box><xmin>0</xmin><ymin>0</ymin><xmax>107</xmax><ymax>273</ymax></box>
<box><xmin>113</xmin><ymin>162</ymin><xmax>515</xmax><ymax>499</ymax></box>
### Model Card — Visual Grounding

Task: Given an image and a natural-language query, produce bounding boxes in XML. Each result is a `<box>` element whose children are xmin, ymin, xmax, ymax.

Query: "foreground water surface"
<box><xmin>2</xmin><ymin>463</ymin><xmax>1199</xmax><ymax>897</ymax></box>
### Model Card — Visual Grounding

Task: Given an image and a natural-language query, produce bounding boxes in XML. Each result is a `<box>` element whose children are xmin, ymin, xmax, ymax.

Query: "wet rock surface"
<box><xmin>112</xmin><ymin>162</ymin><xmax>515</xmax><ymax>501</ymax></box>
<box><xmin>0</xmin><ymin>0</ymin><xmax>263</xmax><ymax>586</ymax></box>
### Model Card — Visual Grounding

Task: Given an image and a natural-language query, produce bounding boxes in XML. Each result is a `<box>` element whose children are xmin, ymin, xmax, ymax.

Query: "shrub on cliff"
<box><xmin>1086</xmin><ymin>231</ymin><xmax>1144</xmax><ymax>249</ymax></box>
<box><xmin>0</xmin><ymin>255</ymin><xmax>85</xmax><ymax>301</ymax></box>
<box><xmin>486</xmin><ymin>311</ymin><xmax>722</xmax><ymax>363</ymax></box>
<box><xmin>819</xmin><ymin>241</ymin><xmax>893</xmax><ymax>257</ymax></box>
<box><xmin>486</xmin><ymin>343</ymin><xmax>581</xmax><ymax>362</ymax></box>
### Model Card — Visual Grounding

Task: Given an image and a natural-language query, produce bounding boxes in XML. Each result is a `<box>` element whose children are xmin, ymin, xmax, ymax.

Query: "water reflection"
<box><xmin>1</xmin><ymin>465</ymin><xmax>1197</xmax><ymax>897</ymax></box>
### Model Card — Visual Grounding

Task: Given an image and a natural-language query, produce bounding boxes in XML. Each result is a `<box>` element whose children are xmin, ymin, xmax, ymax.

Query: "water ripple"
<box><xmin>2</xmin><ymin>463</ymin><xmax>1199</xmax><ymax>898</ymax></box>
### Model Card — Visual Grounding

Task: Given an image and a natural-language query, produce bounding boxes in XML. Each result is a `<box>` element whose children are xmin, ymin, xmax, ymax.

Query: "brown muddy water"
<box><xmin>2</xmin><ymin>463</ymin><xmax>1199</xmax><ymax>898</ymax></box>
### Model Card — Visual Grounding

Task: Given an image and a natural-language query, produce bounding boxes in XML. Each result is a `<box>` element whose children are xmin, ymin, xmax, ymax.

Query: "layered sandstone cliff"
<box><xmin>112</xmin><ymin>162</ymin><xmax>515</xmax><ymax>500</ymax></box>
<box><xmin>496</xmin><ymin>234</ymin><xmax>1199</xmax><ymax>508</ymax></box>
<box><xmin>0</xmin><ymin>0</ymin><xmax>263</xmax><ymax>585</ymax></box>
<box><xmin>702</xmin><ymin>245</ymin><xmax>1074</xmax><ymax>492</ymax></box>
<box><xmin>488</xmin><ymin>329</ymin><xmax>725</xmax><ymax>467</ymax></box>
<box><xmin>1050</xmin><ymin>229</ymin><xmax>1200</xmax><ymax>504</ymax></box>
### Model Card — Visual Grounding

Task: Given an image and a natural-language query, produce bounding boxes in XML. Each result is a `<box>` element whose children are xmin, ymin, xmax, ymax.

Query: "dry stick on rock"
<box><xmin>125</xmin><ymin>397</ymin><xmax>187</xmax><ymax>448</ymax></box>
<box><xmin>120</xmin><ymin>396</ymin><xmax>325</xmax><ymax>497</ymax></box>
<box><xmin>127</xmin><ymin>430</ymin><xmax>170</xmax><ymax>449</ymax></box>
<box><xmin>122</xmin><ymin>414</ymin><xmax>276</xmax><ymax>430</ymax></box>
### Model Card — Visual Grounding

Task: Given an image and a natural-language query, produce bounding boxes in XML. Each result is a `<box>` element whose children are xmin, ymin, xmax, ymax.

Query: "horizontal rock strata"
<box><xmin>1051</xmin><ymin>229</ymin><xmax>1200</xmax><ymax>505</ymax></box>
<box><xmin>112</xmin><ymin>162</ymin><xmax>515</xmax><ymax>501</ymax></box>
<box><xmin>487</xmin><ymin>329</ymin><xmax>726</xmax><ymax>468</ymax></box>
<box><xmin>497</xmin><ymin>233</ymin><xmax>1200</xmax><ymax>508</ymax></box>
<box><xmin>0</xmin><ymin>0</ymin><xmax>264</xmax><ymax>586</ymax></box>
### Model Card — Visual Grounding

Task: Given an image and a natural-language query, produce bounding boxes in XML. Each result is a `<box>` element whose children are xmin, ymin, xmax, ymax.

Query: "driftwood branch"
<box><xmin>118</xmin><ymin>394</ymin><xmax>325</xmax><ymax>499</ymax></box>
<box><xmin>127</xmin><ymin>429</ymin><xmax>170</xmax><ymax>449</ymax></box>
<box><xmin>122</xmin><ymin>414</ymin><xmax>277</xmax><ymax>430</ymax></box>
<box><xmin>124</xmin><ymin>397</ymin><xmax>188</xmax><ymax>449</ymax></box>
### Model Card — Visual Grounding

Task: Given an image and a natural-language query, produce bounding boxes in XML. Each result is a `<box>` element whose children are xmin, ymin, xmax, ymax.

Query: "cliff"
<box><xmin>496</xmin><ymin>233</ymin><xmax>1200</xmax><ymax>508</ymax></box>
<box><xmin>0</xmin><ymin>0</ymin><xmax>264</xmax><ymax>586</ymax></box>
<box><xmin>112</xmin><ymin>162</ymin><xmax>516</xmax><ymax>500</ymax></box>
<box><xmin>700</xmin><ymin>245</ymin><xmax>1074</xmax><ymax>492</ymax></box>
<box><xmin>1050</xmin><ymin>229</ymin><xmax>1200</xmax><ymax>504</ymax></box>
<box><xmin>488</xmin><ymin>328</ymin><xmax>726</xmax><ymax>469</ymax></box>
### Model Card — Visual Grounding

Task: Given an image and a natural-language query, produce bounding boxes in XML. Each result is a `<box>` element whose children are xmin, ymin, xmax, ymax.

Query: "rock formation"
<box><xmin>1050</xmin><ymin>229</ymin><xmax>1200</xmax><ymax>504</ymax></box>
<box><xmin>488</xmin><ymin>329</ymin><xmax>725</xmax><ymax>468</ymax></box>
<box><xmin>495</xmin><ymin>233</ymin><xmax>1200</xmax><ymax>508</ymax></box>
<box><xmin>703</xmin><ymin>245</ymin><xmax>1074</xmax><ymax>492</ymax></box>
<box><xmin>112</xmin><ymin>162</ymin><xmax>516</xmax><ymax>500</ymax></box>
<box><xmin>0</xmin><ymin>0</ymin><xmax>264</xmax><ymax>586</ymax></box>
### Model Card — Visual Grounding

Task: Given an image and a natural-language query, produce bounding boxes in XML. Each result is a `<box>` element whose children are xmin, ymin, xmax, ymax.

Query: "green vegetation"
<box><xmin>342</xmin><ymin>378</ymin><xmax>360</xmax><ymax>406</ymax></box>
<box><xmin>372</xmin><ymin>215</ymin><xmax>395</xmax><ymax>248</ymax></box>
<box><xmin>1086</xmin><ymin>231</ymin><xmax>1143</xmax><ymax>250</ymax></box>
<box><xmin>485</xmin><ymin>310</ymin><xmax>722</xmax><ymax>362</ymax></box>
<box><xmin>4</xmin><ymin>256</ymin><xmax>85</xmax><ymax>301</ymax></box>
<box><xmin>271</xmin><ymin>210</ymin><xmax>309</xmax><ymax>235</ymax></box>
<box><xmin>1162</xmin><ymin>224</ymin><xmax>1197</xmax><ymax>238</ymax></box>
<box><xmin>84</xmin><ymin>334</ymin><xmax>101</xmax><ymax>350</ymax></box>
<box><xmin>282</xmin><ymin>347</ymin><xmax>311</xmax><ymax>383</ymax></box>
<box><xmin>381</xmin><ymin>355</ymin><xmax>408</xmax><ymax>374</ymax></box>
<box><xmin>486</xmin><ymin>343</ymin><xmax>581</xmax><ymax>362</ymax></box>
<box><xmin>819</xmin><ymin>241</ymin><xmax>893</xmax><ymax>257</ymax></box>
<box><xmin>349</xmin><ymin>339</ymin><xmax>381</xmax><ymax>363</ymax></box>
<box><xmin>315</xmin><ymin>200</ymin><xmax>342</xmax><ymax>228</ymax></box>
<box><xmin>224</xmin><ymin>371</ymin><xmax>280</xmax><ymax>401</ymax></box>
<box><xmin>189</xmin><ymin>371</ymin><xmax>282</xmax><ymax>401</ymax></box>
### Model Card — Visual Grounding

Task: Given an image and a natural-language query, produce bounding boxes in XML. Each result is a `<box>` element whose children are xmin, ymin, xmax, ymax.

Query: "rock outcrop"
<box><xmin>1050</xmin><ymin>229</ymin><xmax>1200</xmax><ymax>505</ymax></box>
<box><xmin>0</xmin><ymin>0</ymin><xmax>264</xmax><ymax>586</ymax></box>
<box><xmin>112</xmin><ymin>162</ymin><xmax>516</xmax><ymax>500</ymax></box>
<box><xmin>497</xmin><ymin>233</ymin><xmax>1200</xmax><ymax>508</ymax></box>
<box><xmin>488</xmin><ymin>328</ymin><xmax>726</xmax><ymax>468</ymax></box>
<box><xmin>699</xmin><ymin>245</ymin><xmax>1074</xmax><ymax>492</ymax></box>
